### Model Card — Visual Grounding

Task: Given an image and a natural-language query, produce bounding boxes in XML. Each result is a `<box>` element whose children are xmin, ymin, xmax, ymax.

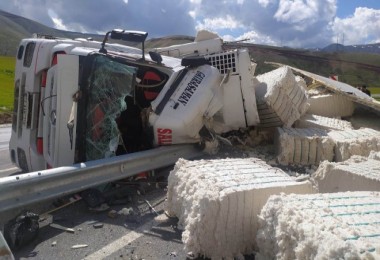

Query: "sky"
<box><xmin>0</xmin><ymin>0</ymin><xmax>379</xmax><ymax>48</ymax></box>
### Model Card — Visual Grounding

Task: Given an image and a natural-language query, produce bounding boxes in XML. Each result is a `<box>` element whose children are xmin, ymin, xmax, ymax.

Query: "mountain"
<box><xmin>0</xmin><ymin>9</ymin><xmax>193</xmax><ymax>56</ymax></box>
<box><xmin>322</xmin><ymin>43</ymin><xmax>380</xmax><ymax>54</ymax></box>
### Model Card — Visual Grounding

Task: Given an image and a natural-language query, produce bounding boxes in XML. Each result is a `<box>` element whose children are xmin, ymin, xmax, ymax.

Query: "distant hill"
<box><xmin>0</xmin><ymin>9</ymin><xmax>379</xmax><ymax>88</ymax></box>
<box><xmin>0</xmin><ymin>9</ymin><xmax>193</xmax><ymax>56</ymax></box>
<box><xmin>225</xmin><ymin>42</ymin><xmax>380</xmax><ymax>88</ymax></box>
<box><xmin>321</xmin><ymin>43</ymin><xmax>380</xmax><ymax>54</ymax></box>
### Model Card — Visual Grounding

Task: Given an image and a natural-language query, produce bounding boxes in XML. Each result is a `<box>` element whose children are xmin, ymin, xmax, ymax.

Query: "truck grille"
<box><xmin>206</xmin><ymin>50</ymin><xmax>237</xmax><ymax>75</ymax></box>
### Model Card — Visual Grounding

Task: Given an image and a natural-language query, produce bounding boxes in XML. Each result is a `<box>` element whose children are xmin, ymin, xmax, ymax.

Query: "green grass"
<box><xmin>0</xmin><ymin>56</ymin><xmax>15</xmax><ymax>113</ymax></box>
<box><xmin>369</xmin><ymin>87</ymin><xmax>380</xmax><ymax>101</ymax></box>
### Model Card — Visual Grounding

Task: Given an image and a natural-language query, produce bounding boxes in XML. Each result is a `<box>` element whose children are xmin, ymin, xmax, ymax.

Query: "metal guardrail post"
<box><xmin>0</xmin><ymin>144</ymin><xmax>202</xmax><ymax>215</ymax></box>
<box><xmin>0</xmin><ymin>231</ymin><xmax>14</xmax><ymax>260</ymax></box>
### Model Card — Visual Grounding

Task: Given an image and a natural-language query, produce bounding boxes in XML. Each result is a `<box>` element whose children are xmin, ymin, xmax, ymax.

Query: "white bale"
<box><xmin>328</xmin><ymin>128</ymin><xmax>380</xmax><ymax>162</ymax></box>
<box><xmin>274</xmin><ymin>127</ymin><xmax>334</xmax><ymax>165</ymax></box>
<box><xmin>295</xmin><ymin>114</ymin><xmax>354</xmax><ymax>131</ymax></box>
<box><xmin>257</xmin><ymin>192</ymin><xmax>380</xmax><ymax>260</ymax></box>
<box><xmin>312</xmin><ymin>155</ymin><xmax>380</xmax><ymax>193</ymax></box>
<box><xmin>256</xmin><ymin>67</ymin><xmax>309</xmax><ymax>127</ymax></box>
<box><xmin>166</xmin><ymin>158</ymin><xmax>315</xmax><ymax>259</ymax></box>
<box><xmin>307</xmin><ymin>94</ymin><xmax>355</xmax><ymax>118</ymax></box>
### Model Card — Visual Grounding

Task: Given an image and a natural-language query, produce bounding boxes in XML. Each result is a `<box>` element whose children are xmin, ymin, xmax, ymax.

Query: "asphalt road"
<box><xmin>0</xmin><ymin>125</ymin><xmax>20</xmax><ymax>177</ymax></box>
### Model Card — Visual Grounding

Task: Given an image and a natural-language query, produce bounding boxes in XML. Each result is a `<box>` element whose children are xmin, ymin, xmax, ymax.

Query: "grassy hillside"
<box><xmin>230</xmin><ymin>43</ymin><xmax>380</xmax><ymax>88</ymax></box>
<box><xmin>0</xmin><ymin>56</ymin><xmax>15</xmax><ymax>111</ymax></box>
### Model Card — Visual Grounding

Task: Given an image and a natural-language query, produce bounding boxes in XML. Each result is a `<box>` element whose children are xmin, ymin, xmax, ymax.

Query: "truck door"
<box><xmin>43</xmin><ymin>54</ymin><xmax>79</xmax><ymax>168</ymax></box>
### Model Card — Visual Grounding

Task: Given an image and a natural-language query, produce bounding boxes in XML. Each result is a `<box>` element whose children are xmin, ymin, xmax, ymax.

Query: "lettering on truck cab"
<box><xmin>177</xmin><ymin>71</ymin><xmax>205</xmax><ymax>106</ymax></box>
<box><xmin>157</xmin><ymin>128</ymin><xmax>172</xmax><ymax>145</ymax></box>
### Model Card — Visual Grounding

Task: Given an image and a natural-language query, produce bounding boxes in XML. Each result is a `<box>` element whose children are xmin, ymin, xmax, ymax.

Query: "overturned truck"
<box><xmin>8</xmin><ymin>29</ymin><xmax>380</xmax><ymax>259</ymax></box>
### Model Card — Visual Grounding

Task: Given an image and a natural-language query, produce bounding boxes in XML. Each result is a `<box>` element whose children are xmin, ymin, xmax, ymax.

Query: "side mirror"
<box><xmin>100</xmin><ymin>29</ymin><xmax>148</xmax><ymax>59</ymax></box>
<box><xmin>110</xmin><ymin>30</ymin><xmax>148</xmax><ymax>43</ymax></box>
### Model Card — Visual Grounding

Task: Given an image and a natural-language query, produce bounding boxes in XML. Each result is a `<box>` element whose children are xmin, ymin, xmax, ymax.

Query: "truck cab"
<box><xmin>9</xmin><ymin>29</ymin><xmax>261</xmax><ymax>172</ymax></box>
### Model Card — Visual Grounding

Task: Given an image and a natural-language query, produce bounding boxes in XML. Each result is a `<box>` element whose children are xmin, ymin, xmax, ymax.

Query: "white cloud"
<box><xmin>196</xmin><ymin>15</ymin><xmax>242</xmax><ymax>31</ymax></box>
<box><xmin>333</xmin><ymin>7</ymin><xmax>380</xmax><ymax>45</ymax></box>
<box><xmin>48</xmin><ymin>9</ymin><xmax>68</xmax><ymax>31</ymax></box>
<box><xmin>1</xmin><ymin>0</ymin><xmax>379</xmax><ymax>48</ymax></box>
<box><xmin>234</xmin><ymin>30</ymin><xmax>277</xmax><ymax>46</ymax></box>
<box><xmin>190</xmin><ymin>0</ymin><xmax>338</xmax><ymax>47</ymax></box>
<box><xmin>258</xmin><ymin>0</ymin><xmax>275</xmax><ymax>8</ymax></box>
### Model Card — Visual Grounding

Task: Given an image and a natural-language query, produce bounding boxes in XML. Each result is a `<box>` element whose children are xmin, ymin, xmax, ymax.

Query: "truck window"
<box><xmin>12</xmin><ymin>80</ymin><xmax>20</xmax><ymax>132</ymax></box>
<box><xmin>23</xmin><ymin>42</ymin><xmax>36</xmax><ymax>67</ymax></box>
<box><xmin>17</xmin><ymin>45</ymin><xmax>24</xmax><ymax>60</ymax></box>
<box><xmin>80</xmin><ymin>55</ymin><xmax>137</xmax><ymax>161</ymax></box>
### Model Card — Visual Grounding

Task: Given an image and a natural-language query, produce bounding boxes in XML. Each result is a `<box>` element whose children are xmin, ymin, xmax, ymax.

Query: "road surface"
<box><xmin>0</xmin><ymin>125</ymin><xmax>20</xmax><ymax>177</ymax></box>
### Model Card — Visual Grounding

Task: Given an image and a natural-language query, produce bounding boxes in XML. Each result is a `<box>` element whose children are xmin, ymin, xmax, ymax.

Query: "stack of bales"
<box><xmin>166</xmin><ymin>158</ymin><xmax>315</xmax><ymax>259</ymax></box>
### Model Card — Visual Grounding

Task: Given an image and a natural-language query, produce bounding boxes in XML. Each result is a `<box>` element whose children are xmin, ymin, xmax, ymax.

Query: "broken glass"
<box><xmin>85</xmin><ymin>55</ymin><xmax>136</xmax><ymax>161</ymax></box>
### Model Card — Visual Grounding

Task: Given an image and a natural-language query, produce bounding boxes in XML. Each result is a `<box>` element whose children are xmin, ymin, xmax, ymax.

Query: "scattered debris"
<box><xmin>81</xmin><ymin>188</ymin><xmax>106</xmax><ymax>209</ymax></box>
<box><xmin>143</xmin><ymin>199</ymin><xmax>159</xmax><ymax>216</ymax></box>
<box><xmin>186</xmin><ymin>252</ymin><xmax>196</xmax><ymax>260</ymax></box>
<box><xmin>3</xmin><ymin>211</ymin><xmax>39</xmax><ymax>250</ymax></box>
<box><xmin>118</xmin><ymin>207</ymin><xmax>134</xmax><ymax>216</ymax></box>
<box><xmin>71</xmin><ymin>244</ymin><xmax>88</xmax><ymax>249</ymax></box>
<box><xmin>107</xmin><ymin>210</ymin><xmax>119</xmax><ymax>219</ymax></box>
<box><xmin>86</xmin><ymin>220</ymin><xmax>99</xmax><ymax>225</ymax></box>
<box><xmin>49</xmin><ymin>223</ymin><xmax>75</xmax><ymax>234</ymax></box>
<box><xmin>88</xmin><ymin>203</ymin><xmax>110</xmax><ymax>212</ymax></box>
<box><xmin>93</xmin><ymin>223</ymin><xmax>104</xmax><ymax>229</ymax></box>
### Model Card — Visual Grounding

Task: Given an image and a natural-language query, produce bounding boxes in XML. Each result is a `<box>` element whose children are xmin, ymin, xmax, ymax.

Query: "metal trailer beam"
<box><xmin>0</xmin><ymin>144</ymin><xmax>203</xmax><ymax>215</ymax></box>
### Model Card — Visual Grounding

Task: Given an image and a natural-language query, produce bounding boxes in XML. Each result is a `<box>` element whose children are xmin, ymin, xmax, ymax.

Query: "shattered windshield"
<box><xmin>84</xmin><ymin>55</ymin><xmax>136</xmax><ymax>161</ymax></box>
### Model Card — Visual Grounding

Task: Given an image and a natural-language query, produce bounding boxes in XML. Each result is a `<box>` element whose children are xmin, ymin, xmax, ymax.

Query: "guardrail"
<box><xmin>0</xmin><ymin>144</ymin><xmax>203</xmax><ymax>215</ymax></box>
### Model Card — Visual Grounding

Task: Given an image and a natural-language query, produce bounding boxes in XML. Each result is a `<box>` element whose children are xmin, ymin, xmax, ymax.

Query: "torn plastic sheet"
<box><xmin>85</xmin><ymin>55</ymin><xmax>136</xmax><ymax>161</ymax></box>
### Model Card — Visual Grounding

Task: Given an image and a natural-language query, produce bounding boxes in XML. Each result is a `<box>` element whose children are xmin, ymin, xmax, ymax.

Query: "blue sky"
<box><xmin>0</xmin><ymin>0</ymin><xmax>379</xmax><ymax>48</ymax></box>
<box><xmin>336</xmin><ymin>0</ymin><xmax>380</xmax><ymax>17</ymax></box>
